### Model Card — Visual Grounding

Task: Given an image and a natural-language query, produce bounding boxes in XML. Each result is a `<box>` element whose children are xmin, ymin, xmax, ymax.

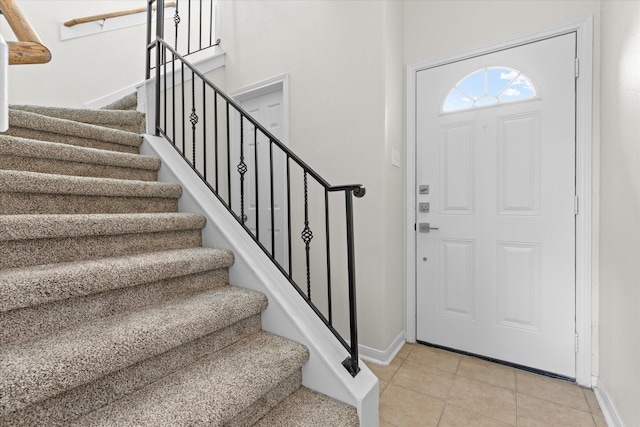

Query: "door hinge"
<box><xmin>574</xmin><ymin>195</ymin><xmax>579</xmax><ymax>215</ymax></box>
<box><xmin>575</xmin><ymin>332</ymin><xmax>579</xmax><ymax>352</ymax></box>
<box><xmin>575</xmin><ymin>58</ymin><xmax>580</xmax><ymax>78</ymax></box>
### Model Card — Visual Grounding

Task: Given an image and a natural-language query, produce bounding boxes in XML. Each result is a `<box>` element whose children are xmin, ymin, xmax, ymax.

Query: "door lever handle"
<box><xmin>418</xmin><ymin>223</ymin><xmax>439</xmax><ymax>233</ymax></box>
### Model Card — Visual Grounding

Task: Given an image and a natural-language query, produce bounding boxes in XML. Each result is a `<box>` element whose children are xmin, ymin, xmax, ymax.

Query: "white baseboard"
<box><xmin>359</xmin><ymin>332</ymin><xmax>405</xmax><ymax>366</ymax></box>
<box><xmin>594</xmin><ymin>379</ymin><xmax>625</xmax><ymax>427</ymax></box>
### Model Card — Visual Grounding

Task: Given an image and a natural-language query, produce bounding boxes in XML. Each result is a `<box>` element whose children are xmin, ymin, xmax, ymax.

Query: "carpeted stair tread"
<box><xmin>255</xmin><ymin>386</ymin><xmax>360</xmax><ymax>426</ymax></box>
<box><xmin>0</xmin><ymin>286</ymin><xmax>268</xmax><ymax>416</ymax></box>
<box><xmin>6</xmin><ymin>109</ymin><xmax>142</xmax><ymax>153</ymax></box>
<box><xmin>0</xmin><ymin>134</ymin><xmax>159</xmax><ymax>180</ymax></box>
<box><xmin>0</xmin><ymin>212</ymin><xmax>205</xmax><ymax>242</ymax></box>
<box><xmin>101</xmin><ymin>92</ymin><xmax>138</xmax><ymax>111</ymax></box>
<box><xmin>0</xmin><ymin>169</ymin><xmax>181</xmax><ymax>198</ymax></box>
<box><xmin>0</xmin><ymin>247</ymin><xmax>233</xmax><ymax>312</ymax></box>
<box><xmin>9</xmin><ymin>104</ymin><xmax>144</xmax><ymax>133</ymax></box>
<box><xmin>71</xmin><ymin>332</ymin><xmax>309</xmax><ymax>427</ymax></box>
<box><xmin>1</xmin><ymin>316</ymin><xmax>263</xmax><ymax>426</ymax></box>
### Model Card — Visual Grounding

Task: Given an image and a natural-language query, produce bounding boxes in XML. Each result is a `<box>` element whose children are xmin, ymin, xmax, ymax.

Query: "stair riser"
<box><xmin>1</xmin><ymin>269</ymin><xmax>230</xmax><ymax>346</ymax></box>
<box><xmin>2</xmin><ymin>229</ymin><xmax>202</xmax><ymax>269</ymax></box>
<box><xmin>0</xmin><ymin>156</ymin><xmax>157</xmax><ymax>181</ymax></box>
<box><xmin>5</xmin><ymin>128</ymin><xmax>139</xmax><ymax>154</ymax></box>
<box><xmin>1</xmin><ymin>314</ymin><xmax>262</xmax><ymax>426</ymax></box>
<box><xmin>0</xmin><ymin>193</ymin><xmax>178</xmax><ymax>215</ymax></box>
<box><xmin>228</xmin><ymin>370</ymin><xmax>303</xmax><ymax>427</ymax></box>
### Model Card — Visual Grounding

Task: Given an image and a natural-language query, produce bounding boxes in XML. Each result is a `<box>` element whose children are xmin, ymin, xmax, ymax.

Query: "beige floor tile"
<box><xmin>379</xmin><ymin>379</ymin><xmax>388</xmax><ymax>395</ymax></box>
<box><xmin>584</xmin><ymin>388</ymin><xmax>605</xmax><ymax>417</ymax></box>
<box><xmin>456</xmin><ymin>356</ymin><xmax>516</xmax><ymax>391</ymax></box>
<box><xmin>516</xmin><ymin>371</ymin><xmax>590</xmax><ymax>412</ymax></box>
<box><xmin>447</xmin><ymin>376</ymin><xmax>516</xmax><ymax>425</ymax></box>
<box><xmin>365</xmin><ymin>357</ymin><xmax>403</xmax><ymax>382</ymax></box>
<box><xmin>379</xmin><ymin>421</ymin><xmax>397</xmax><ymax>427</ymax></box>
<box><xmin>391</xmin><ymin>360</ymin><xmax>455</xmax><ymax>400</ymax></box>
<box><xmin>395</xmin><ymin>343</ymin><xmax>414</xmax><ymax>360</ymax></box>
<box><xmin>517</xmin><ymin>393</ymin><xmax>596</xmax><ymax>427</ymax></box>
<box><xmin>593</xmin><ymin>414</ymin><xmax>608</xmax><ymax>427</ymax></box>
<box><xmin>405</xmin><ymin>344</ymin><xmax>461</xmax><ymax>374</ymax></box>
<box><xmin>379</xmin><ymin>383</ymin><xmax>445</xmax><ymax>427</ymax></box>
<box><xmin>439</xmin><ymin>404</ymin><xmax>514</xmax><ymax>427</ymax></box>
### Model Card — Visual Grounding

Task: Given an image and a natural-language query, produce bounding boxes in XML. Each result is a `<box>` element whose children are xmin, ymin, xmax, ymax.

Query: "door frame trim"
<box><xmin>229</xmin><ymin>73</ymin><xmax>290</xmax><ymax>146</ymax></box>
<box><xmin>405</xmin><ymin>16</ymin><xmax>593</xmax><ymax>387</ymax></box>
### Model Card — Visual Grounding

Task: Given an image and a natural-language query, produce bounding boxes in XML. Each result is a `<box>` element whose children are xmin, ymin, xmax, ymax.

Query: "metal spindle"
<box><xmin>254</xmin><ymin>126</ymin><xmax>259</xmax><ymax>239</ymax></box>
<box><xmin>198</xmin><ymin>0</ymin><xmax>203</xmax><ymax>51</ymax></box>
<box><xmin>181</xmin><ymin>62</ymin><xmax>185</xmax><ymax>154</ymax></box>
<box><xmin>269</xmin><ymin>140</ymin><xmax>275</xmax><ymax>258</ymax></box>
<box><xmin>238</xmin><ymin>114</ymin><xmax>246</xmax><ymax>224</ymax></box>
<box><xmin>302</xmin><ymin>171</ymin><xmax>313</xmax><ymax>299</ymax></box>
<box><xmin>226</xmin><ymin>101</ymin><xmax>231</xmax><ymax>207</ymax></box>
<box><xmin>286</xmin><ymin>156</ymin><xmax>292</xmax><ymax>277</ymax></box>
<box><xmin>214</xmin><ymin>92</ymin><xmax>218</xmax><ymax>190</ymax></box>
<box><xmin>187</xmin><ymin>0</ymin><xmax>191</xmax><ymax>53</ymax></box>
<box><xmin>190</xmin><ymin>71</ymin><xmax>198</xmax><ymax>165</ymax></box>
<box><xmin>325</xmin><ymin>188</ymin><xmax>332</xmax><ymax>325</ymax></box>
<box><xmin>202</xmin><ymin>80</ymin><xmax>207</xmax><ymax>180</ymax></box>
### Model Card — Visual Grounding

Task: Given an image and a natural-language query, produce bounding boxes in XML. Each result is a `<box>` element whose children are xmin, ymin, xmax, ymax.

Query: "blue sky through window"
<box><xmin>443</xmin><ymin>67</ymin><xmax>537</xmax><ymax>112</ymax></box>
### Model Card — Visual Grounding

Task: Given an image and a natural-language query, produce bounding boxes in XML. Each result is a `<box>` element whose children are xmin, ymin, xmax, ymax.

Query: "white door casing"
<box><xmin>415</xmin><ymin>33</ymin><xmax>576</xmax><ymax>377</ymax></box>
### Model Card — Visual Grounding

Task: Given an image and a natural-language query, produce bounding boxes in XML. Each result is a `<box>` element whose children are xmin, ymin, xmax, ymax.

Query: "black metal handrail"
<box><xmin>146</xmin><ymin>0</ymin><xmax>364</xmax><ymax>376</ymax></box>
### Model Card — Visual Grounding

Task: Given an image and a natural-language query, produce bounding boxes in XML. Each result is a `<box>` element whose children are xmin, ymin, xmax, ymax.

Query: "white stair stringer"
<box><xmin>141</xmin><ymin>134</ymin><xmax>379</xmax><ymax>427</ymax></box>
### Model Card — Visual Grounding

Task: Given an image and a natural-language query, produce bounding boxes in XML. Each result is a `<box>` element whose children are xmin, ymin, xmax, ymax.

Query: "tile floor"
<box><xmin>366</xmin><ymin>343</ymin><xmax>607</xmax><ymax>427</ymax></box>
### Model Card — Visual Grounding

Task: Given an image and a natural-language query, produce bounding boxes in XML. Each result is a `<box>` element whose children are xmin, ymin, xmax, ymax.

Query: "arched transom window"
<box><xmin>442</xmin><ymin>67</ymin><xmax>537</xmax><ymax>113</ymax></box>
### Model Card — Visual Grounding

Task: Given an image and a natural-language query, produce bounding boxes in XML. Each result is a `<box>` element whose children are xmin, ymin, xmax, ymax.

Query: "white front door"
<box><xmin>231</xmin><ymin>88</ymin><xmax>288</xmax><ymax>268</ymax></box>
<box><xmin>416</xmin><ymin>33</ymin><xmax>577</xmax><ymax>377</ymax></box>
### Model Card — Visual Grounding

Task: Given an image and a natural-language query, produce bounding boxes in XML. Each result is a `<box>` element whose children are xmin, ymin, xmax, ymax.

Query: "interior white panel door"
<box><xmin>416</xmin><ymin>33</ymin><xmax>577</xmax><ymax>377</ymax></box>
<box><xmin>231</xmin><ymin>89</ymin><xmax>288</xmax><ymax>268</ymax></box>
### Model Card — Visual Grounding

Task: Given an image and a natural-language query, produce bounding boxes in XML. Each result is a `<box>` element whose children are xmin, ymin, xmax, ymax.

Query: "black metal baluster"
<box><xmin>171</xmin><ymin>50</ymin><xmax>176</xmax><ymax>145</ymax></box>
<box><xmin>202</xmin><ymin>80</ymin><xmax>207</xmax><ymax>180</ymax></box>
<box><xmin>163</xmin><ymin>51</ymin><xmax>167</xmax><ymax>138</ymax></box>
<box><xmin>254</xmin><ymin>126</ymin><xmax>259</xmax><ymax>239</ymax></box>
<box><xmin>187</xmin><ymin>0</ymin><xmax>192</xmax><ymax>54</ymax></box>
<box><xmin>286</xmin><ymin>156</ymin><xmax>292</xmax><ymax>277</ymax></box>
<box><xmin>301</xmin><ymin>171</ymin><xmax>314</xmax><ymax>299</ymax></box>
<box><xmin>214</xmin><ymin>92</ymin><xmax>219</xmax><ymax>191</ymax></box>
<box><xmin>238</xmin><ymin>114</ymin><xmax>247</xmax><ymax>224</ymax></box>
<box><xmin>226</xmin><ymin>102</ymin><xmax>231</xmax><ymax>208</ymax></box>
<box><xmin>181</xmin><ymin>62</ymin><xmax>186</xmax><ymax>155</ymax></box>
<box><xmin>198</xmin><ymin>0</ymin><xmax>203</xmax><ymax>51</ymax></box>
<box><xmin>190</xmin><ymin>72</ymin><xmax>198</xmax><ymax>165</ymax></box>
<box><xmin>209</xmin><ymin>0</ymin><xmax>213</xmax><ymax>46</ymax></box>
<box><xmin>269</xmin><ymin>139</ymin><xmax>275</xmax><ymax>259</ymax></box>
<box><xmin>325</xmin><ymin>188</ymin><xmax>332</xmax><ymax>325</ymax></box>
<box><xmin>173</xmin><ymin>0</ymin><xmax>180</xmax><ymax>50</ymax></box>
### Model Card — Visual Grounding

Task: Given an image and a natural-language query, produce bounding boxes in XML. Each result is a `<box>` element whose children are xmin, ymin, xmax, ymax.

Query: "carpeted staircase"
<box><xmin>0</xmin><ymin>99</ymin><xmax>359</xmax><ymax>426</ymax></box>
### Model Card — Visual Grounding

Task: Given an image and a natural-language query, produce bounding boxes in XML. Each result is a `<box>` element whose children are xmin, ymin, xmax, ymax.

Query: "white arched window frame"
<box><xmin>442</xmin><ymin>66</ymin><xmax>538</xmax><ymax>113</ymax></box>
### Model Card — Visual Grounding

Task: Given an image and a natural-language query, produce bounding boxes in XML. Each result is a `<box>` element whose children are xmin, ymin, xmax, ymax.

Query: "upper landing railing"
<box><xmin>0</xmin><ymin>0</ymin><xmax>51</xmax><ymax>131</ymax></box>
<box><xmin>146</xmin><ymin>0</ymin><xmax>365</xmax><ymax>376</ymax></box>
<box><xmin>0</xmin><ymin>0</ymin><xmax>51</xmax><ymax>65</ymax></box>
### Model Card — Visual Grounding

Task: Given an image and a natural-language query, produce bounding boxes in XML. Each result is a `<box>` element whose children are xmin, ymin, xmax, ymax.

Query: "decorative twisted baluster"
<box><xmin>237</xmin><ymin>115</ymin><xmax>247</xmax><ymax>223</ymax></box>
<box><xmin>190</xmin><ymin>71</ymin><xmax>198</xmax><ymax>165</ymax></box>
<box><xmin>301</xmin><ymin>171</ymin><xmax>314</xmax><ymax>298</ymax></box>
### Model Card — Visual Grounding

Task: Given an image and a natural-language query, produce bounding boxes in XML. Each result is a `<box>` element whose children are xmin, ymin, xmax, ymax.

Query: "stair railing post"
<box><xmin>342</xmin><ymin>187</ymin><xmax>360</xmax><ymax>377</ymax></box>
<box><xmin>154</xmin><ymin>0</ymin><xmax>164</xmax><ymax>136</ymax></box>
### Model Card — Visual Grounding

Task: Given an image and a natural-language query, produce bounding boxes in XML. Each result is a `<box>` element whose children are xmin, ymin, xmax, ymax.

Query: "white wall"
<box><xmin>213</xmin><ymin>0</ymin><xmax>406</xmax><ymax>353</ymax></box>
<box><xmin>599</xmin><ymin>1</ymin><xmax>640</xmax><ymax>425</ymax></box>
<box><xmin>2</xmin><ymin>1</ymin><xmax>146</xmax><ymax>107</ymax></box>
